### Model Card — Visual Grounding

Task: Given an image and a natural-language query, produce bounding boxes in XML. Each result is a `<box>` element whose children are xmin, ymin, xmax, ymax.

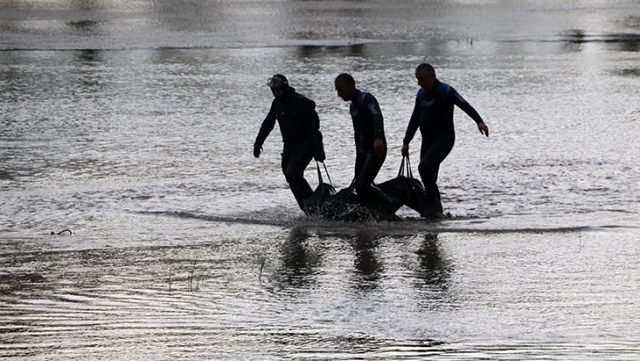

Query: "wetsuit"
<box><xmin>403</xmin><ymin>80</ymin><xmax>484</xmax><ymax>215</ymax></box>
<box><xmin>254</xmin><ymin>87</ymin><xmax>325</xmax><ymax>212</ymax></box>
<box><xmin>349</xmin><ymin>90</ymin><xmax>395</xmax><ymax>210</ymax></box>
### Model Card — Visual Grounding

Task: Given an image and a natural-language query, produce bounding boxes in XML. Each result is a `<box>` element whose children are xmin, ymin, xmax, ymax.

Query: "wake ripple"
<box><xmin>135</xmin><ymin>210</ymin><xmax>597</xmax><ymax>235</ymax></box>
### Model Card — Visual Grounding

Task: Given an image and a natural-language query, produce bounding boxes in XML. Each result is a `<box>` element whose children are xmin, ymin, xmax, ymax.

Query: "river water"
<box><xmin>1</xmin><ymin>1</ymin><xmax>640</xmax><ymax>359</ymax></box>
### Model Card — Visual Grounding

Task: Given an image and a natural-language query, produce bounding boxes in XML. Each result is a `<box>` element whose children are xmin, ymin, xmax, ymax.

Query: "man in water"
<box><xmin>254</xmin><ymin>74</ymin><xmax>326</xmax><ymax>214</ymax></box>
<box><xmin>335</xmin><ymin>73</ymin><xmax>398</xmax><ymax>215</ymax></box>
<box><xmin>402</xmin><ymin>63</ymin><xmax>489</xmax><ymax>218</ymax></box>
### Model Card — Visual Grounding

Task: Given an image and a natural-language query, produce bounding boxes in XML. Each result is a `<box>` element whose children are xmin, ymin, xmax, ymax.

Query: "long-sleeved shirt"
<box><xmin>350</xmin><ymin>89</ymin><xmax>386</xmax><ymax>153</ymax></box>
<box><xmin>403</xmin><ymin>80</ymin><xmax>483</xmax><ymax>144</ymax></box>
<box><xmin>255</xmin><ymin>87</ymin><xmax>324</xmax><ymax>154</ymax></box>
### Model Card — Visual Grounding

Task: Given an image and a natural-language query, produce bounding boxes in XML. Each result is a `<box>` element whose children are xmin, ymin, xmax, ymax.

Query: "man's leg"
<box><xmin>355</xmin><ymin>151</ymin><xmax>398</xmax><ymax>212</ymax></box>
<box><xmin>282</xmin><ymin>148</ymin><xmax>314</xmax><ymax>213</ymax></box>
<box><xmin>418</xmin><ymin>139</ymin><xmax>454</xmax><ymax>217</ymax></box>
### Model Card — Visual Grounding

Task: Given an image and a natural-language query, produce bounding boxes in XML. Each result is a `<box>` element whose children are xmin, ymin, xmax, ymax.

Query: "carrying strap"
<box><xmin>397</xmin><ymin>155</ymin><xmax>414</xmax><ymax>179</ymax></box>
<box><xmin>316</xmin><ymin>161</ymin><xmax>333</xmax><ymax>186</ymax></box>
<box><xmin>405</xmin><ymin>155</ymin><xmax>414</xmax><ymax>179</ymax></box>
<box><xmin>397</xmin><ymin>156</ymin><xmax>405</xmax><ymax>177</ymax></box>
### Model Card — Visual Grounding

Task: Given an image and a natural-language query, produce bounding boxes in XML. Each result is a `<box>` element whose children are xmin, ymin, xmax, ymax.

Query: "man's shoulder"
<box><xmin>356</xmin><ymin>90</ymin><xmax>375</xmax><ymax>105</ymax></box>
<box><xmin>436</xmin><ymin>81</ymin><xmax>452</xmax><ymax>97</ymax></box>
<box><xmin>363</xmin><ymin>91</ymin><xmax>378</xmax><ymax>103</ymax></box>
<box><xmin>292</xmin><ymin>92</ymin><xmax>316</xmax><ymax>106</ymax></box>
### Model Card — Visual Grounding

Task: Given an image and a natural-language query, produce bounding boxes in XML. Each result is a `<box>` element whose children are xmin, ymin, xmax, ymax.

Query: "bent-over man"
<box><xmin>254</xmin><ymin>74</ymin><xmax>326</xmax><ymax>214</ymax></box>
<box><xmin>335</xmin><ymin>73</ymin><xmax>398</xmax><ymax>214</ymax></box>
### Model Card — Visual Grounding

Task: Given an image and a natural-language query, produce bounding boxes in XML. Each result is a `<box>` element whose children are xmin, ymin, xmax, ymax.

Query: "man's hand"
<box><xmin>401</xmin><ymin>143</ymin><xmax>409</xmax><ymax>157</ymax></box>
<box><xmin>253</xmin><ymin>145</ymin><xmax>261</xmax><ymax>158</ymax></box>
<box><xmin>373</xmin><ymin>139</ymin><xmax>385</xmax><ymax>157</ymax></box>
<box><xmin>314</xmin><ymin>151</ymin><xmax>326</xmax><ymax>162</ymax></box>
<box><xmin>478</xmin><ymin>122</ymin><xmax>489</xmax><ymax>137</ymax></box>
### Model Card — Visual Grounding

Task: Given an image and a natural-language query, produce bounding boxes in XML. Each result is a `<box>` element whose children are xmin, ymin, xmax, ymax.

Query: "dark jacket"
<box><xmin>403</xmin><ymin>80</ymin><xmax>483</xmax><ymax>144</ymax></box>
<box><xmin>255</xmin><ymin>87</ymin><xmax>324</xmax><ymax>154</ymax></box>
<box><xmin>350</xmin><ymin>90</ymin><xmax>386</xmax><ymax>153</ymax></box>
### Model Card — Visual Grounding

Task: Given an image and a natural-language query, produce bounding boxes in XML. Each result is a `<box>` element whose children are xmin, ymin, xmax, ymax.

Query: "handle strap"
<box><xmin>316</xmin><ymin>161</ymin><xmax>333</xmax><ymax>186</ymax></box>
<box><xmin>405</xmin><ymin>155</ymin><xmax>414</xmax><ymax>179</ymax></box>
<box><xmin>323</xmin><ymin>162</ymin><xmax>333</xmax><ymax>186</ymax></box>
<box><xmin>397</xmin><ymin>156</ymin><xmax>406</xmax><ymax>177</ymax></box>
<box><xmin>397</xmin><ymin>155</ymin><xmax>414</xmax><ymax>179</ymax></box>
<box><xmin>316</xmin><ymin>161</ymin><xmax>323</xmax><ymax>184</ymax></box>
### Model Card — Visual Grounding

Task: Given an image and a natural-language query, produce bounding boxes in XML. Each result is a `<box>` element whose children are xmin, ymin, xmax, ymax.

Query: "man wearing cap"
<box><xmin>402</xmin><ymin>63</ymin><xmax>489</xmax><ymax>218</ymax></box>
<box><xmin>334</xmin><ymin>73</ymin><xmax>399</xmax><ymax>215</ymax></box>
<box><xmin>254</xmin><ymin>74</ymin><xmax>326</xmax><ymax>214</ymax></box>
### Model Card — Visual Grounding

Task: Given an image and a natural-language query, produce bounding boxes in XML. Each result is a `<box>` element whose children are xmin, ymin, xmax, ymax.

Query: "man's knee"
<box><xmin>284</xmin><ymin>169</ymin><xmax>304</xmax><ymax>184</ymax></box>
<box><xmin>418</xmin><ymin>159</ymin><xmax>436</xmax><ymax>174</ymax></box>
<box><xmin>284</xmin><ymin>173</ymin><xmax>301</xmax><ymax>184</ymax></box>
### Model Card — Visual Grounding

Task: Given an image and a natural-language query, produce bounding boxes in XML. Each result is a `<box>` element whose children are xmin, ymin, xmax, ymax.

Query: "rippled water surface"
<box><xmin>1</xmin><ymin>0</ymin><xmax>640</xmax><ymax>359</ymax></box>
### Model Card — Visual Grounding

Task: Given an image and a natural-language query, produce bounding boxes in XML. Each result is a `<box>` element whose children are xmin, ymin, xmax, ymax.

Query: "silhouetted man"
<box><xmin>254</xmin><ymin>74</ymin><xmax>325</xmax><ymax>214</ymax></box>
<box><xmin>402</xmin><ymin>64</ymin><xmax>489</xmax><ymax>217</ymax></box>
<box><xmin>335</xmin><ymin>73</ymin><xmax>397</xmax><ymax>214</ymax></box>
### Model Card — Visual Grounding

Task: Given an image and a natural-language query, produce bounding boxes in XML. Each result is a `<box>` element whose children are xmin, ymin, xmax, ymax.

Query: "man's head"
<box><xmin>334</xmin><ymin>73</ymin><xmax>357</xmax><ymax>101</ymax></box>
<box><xmin>415</xmin><ymin>63</ymin><xmax>436</xmax><ymax>89</ymax></box>
<box><xmin>267</xmin><ymin>74</ymin><xmax>288</xmax><ymax>99</ymax></box>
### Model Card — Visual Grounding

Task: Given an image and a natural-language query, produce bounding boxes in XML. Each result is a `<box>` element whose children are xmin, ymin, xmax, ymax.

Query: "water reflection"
<box><xmin>414</xmin><ymin>234</ymin><xmax>451</xmax><ymax>296</ymax></box>
<box><xmin>71</xmin><ymin>49</ymin><xmax>110</xmax><ymax>94</ymax></box>
<box><xmin>292</xmin><ymin>40</ymin><xmax>455</xmax><ymax>62</ymax></box>
<box><xmin>0</xmin><ymin>271</ymin><xmax>48</xmax><ymax>295</ymax></box>
<box><xmin>608</xmin><ymin>35</ymin><xmax>640</xmax><ymax>52</ymax></box>
<box><xmin>559</xmin><ymin>29</ymin><xmax>586</xmax><ymax>52</ymax></box>
<box><xmin>559</xmin><ymin>29</ymin><xmax>640</xmax><ymax>52</ymax></box>
<box><xmin>74</xmin><ymin>49</ymin><xmax>102</xmax><ymax>65</ymax></box>
<box><xmin>351</xmin><ymin>230</ymin><xmax>382</xmax><ymax>290</ymax></box>
<box><xmin>66</xmin><ymin>19</ymin><xmax>100</xmax><ymax>33</ymax></box>
<box><xmin>294</xmin><ymin>43</ymin><xmax>366</xmax><ymax>59</ymax></box>
<box><xmin>275</xmin><ymin>227</ymin><xmax>321</xmax><ymax>289</ymax></box>
<box><xmin>612</xmin><ymin>68</ymin><xmax>640</xmax><ymax>77</ymax></box>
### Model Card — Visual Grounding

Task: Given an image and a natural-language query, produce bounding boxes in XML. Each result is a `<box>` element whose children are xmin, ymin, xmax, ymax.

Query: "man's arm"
<box><xmin>452</xmin><ymin>89</ymin><xmax>489</xmax><ymax>137</ymax></box>
<box><xmin>366</xmin><ymin>94</ymin><xmax>385</xmax><ymax>140</ymax></box>
<box><xmin>366</xmin><ymin>94</ymin><xmax>386</xmax><ymax>156</ymax></box>
<box><xmin>304</xmin><ymin>99</ymin><xmax>325</xmax><ymax>161</ymax></box>
<box><xmin>254</xmin><ymin>105</ymin><xmax>277</xmax><ymax>157</ymax></box>
<box><xmin>402</xmin><ymin>94</ymin><xmax>422</xmax><ymax>155</ymax></box>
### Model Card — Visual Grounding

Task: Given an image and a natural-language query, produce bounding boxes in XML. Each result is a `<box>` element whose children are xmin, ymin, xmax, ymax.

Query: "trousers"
<box><xmin>281</xmin><ymin>145</ymin><xmax>314</xmax><ymax>212</ymax></box>
<box><xmin>418</xmin><ymin>137</ymin><xmax>454</xmax><ymax>215</ymax></box>
<box><xmin>354</xmin><ymin>149</ymin><xmax>396</xmax><ymax>211</ymax></box>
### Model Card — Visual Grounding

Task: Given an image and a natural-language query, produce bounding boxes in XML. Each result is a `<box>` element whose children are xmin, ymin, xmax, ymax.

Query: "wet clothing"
<box><xmin>354</xmin><ymin>150</ymin><xmax>390</xmax><ymax>209</ymax></box>
<box><xmin>281</xmin><ymin>144</ymin><xmax>314</xmax><ymax>212</ymax></box>
<box><xmin>349</xmin><ymin>90</ymin><xmax>395</xmax><ymax>210</ymax></box>
<box><xmin>417</xmin><ymin>138</ymin><xmax>453</xmax><ymax>215</ymax></box>
<box><xmin>350</xmin><ymin>90</ymin><xmax>385</xmax><ymax>154</ymax></box>
<box><xmin>255</xmin><ymin>87</ymin><xmax>324</xmax><ymax>155</ymax></box>
<box><xmin>402</xmin><ymin>80</ymin><xmax>484</xmax><ymax>216</ymax></box>
<box><xmin>255</xmin><ymin>87</ymin><xmax>324</xmax><ymax>212</ymax></box>
<box><xmin>403</xmin><ymin>80</ymin><xmax>483</xmax><ymax>144</ymax></box>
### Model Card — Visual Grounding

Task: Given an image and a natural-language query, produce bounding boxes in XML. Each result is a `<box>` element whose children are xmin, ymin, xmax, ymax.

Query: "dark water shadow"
<box><xmin>413</xmin><ymin>233</ymin><xmax>453</xmax><ymax>308</ymax></box>
<box><xmin>350</xmin><ymin>230</ymin><xmax>383</xmax><ymax>291</ymax></box>
<box><xmin>415</xmin><ymin>234</ymin><xmax>450</xmax><ymax>287</ymax></box>
<box><xmin>72</xmin><ymin>49</ymin><xmax>107</xmax><ymax>93</ymax></box>
<box><xmin>558</xmin><ymin>29</ymin><xmax>640</xmax><ymax>51</ymax></box>
<box><xmin>66</xmin><ymin>19</ymin><xmax>100</xmax><ymax>33</ymax></box>
<box><xmin>273</xmin><ymin>227</ymin><xmax>321</xmax><ymax>289</ymax></box>
<box><xmin>0</xmin><ymin>169</ymin><xmax>14</xmax><ymax>180</ymax></box>
<box><xmin>291</xmin><ymin>39</ymin><xmax>452</xmax><ymax>61</ymax></box>
<box><xmin>0</xmin><ymin>272</ymin><xmax>49</xmax><ymax>296</ymax></box>
<box><xmin>611</xmin><ymin>68</ymin><xmax>640</xmax><ymax>77</ymax></box>
<box><xmin>74</xmin><ymin>49</ymin><xmax>103</xmax><ymax>65</ymax></box>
